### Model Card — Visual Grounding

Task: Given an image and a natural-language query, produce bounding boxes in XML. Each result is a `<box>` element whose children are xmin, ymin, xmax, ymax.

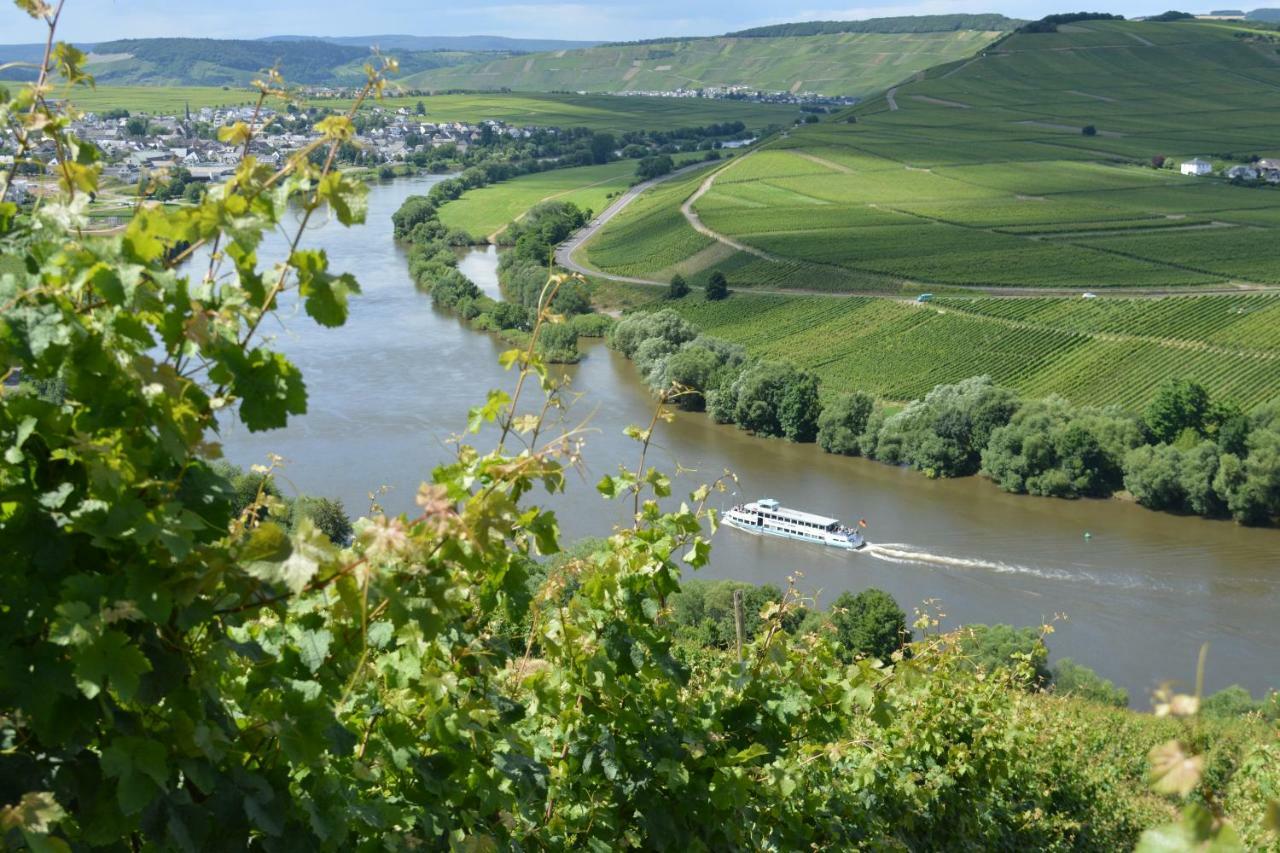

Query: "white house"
<box><xmin>1181</xmin><ymin>158</ymin><xmax>1212</xmax><ymax>176</ymax></box>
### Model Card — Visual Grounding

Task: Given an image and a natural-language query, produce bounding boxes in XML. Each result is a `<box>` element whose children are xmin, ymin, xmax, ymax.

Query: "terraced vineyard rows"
<box><xmin>595</xmin><ymin>20</ymin><xmax>1280</xmax><ymax>292</ymax></box>
<box><xmin>659</xmin><ymin>294</ymin><xmax>1280</xmax><ymax>409</ymax></box>
<box><xmin>933</xmin><ymin>294</ymin><xmax>1280</xmax><ymax>351</ymax></box>
<box><xmin>581</xmin><ymin>171</ymin><xmax>714</xmax><ymax>277</ymax></box>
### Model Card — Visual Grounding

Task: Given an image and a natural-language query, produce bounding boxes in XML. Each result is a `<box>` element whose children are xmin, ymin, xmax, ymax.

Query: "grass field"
<box><xmin>438</xmin><ymin>154</ymin><xmax>711</xmax><ymax>240</ymax></box>
<box><xmin>651</xmin><ymin>292</ymin><xmax>1280</xmax><ymax>411</ymax></box>
<box><xmin>403</xmin><ymin>31</ymin><xmax>1006</xmax><ymax>98</ymax></box>
<box><xmin>584</xmin><ymin>20</ymin><xmax>1280</xmax><ymax>292</ymax></box>
<box><xmin>67</xmin><ymin>87</ymin><xmax>801</xmax><ymax>132</ymax></box>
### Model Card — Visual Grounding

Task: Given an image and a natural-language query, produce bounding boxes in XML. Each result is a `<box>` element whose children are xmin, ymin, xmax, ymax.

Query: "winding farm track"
<box><xmin>554</xmin><ymin>160</ymin><xmax>719</xmax><ymax>284</ymax></box>
<box><xmin>680</xmin><ymin>160</ymin><xmax>778</xmax><ymax>260</ymax></box>
<box><xmin>556</xmin><ymin>147</ymin><xmax>1280</xmax><ymax>300</ymax></box>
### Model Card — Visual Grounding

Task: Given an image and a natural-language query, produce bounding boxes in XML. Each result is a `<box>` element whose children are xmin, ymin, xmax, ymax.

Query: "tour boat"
<box><xmin>723</xmin><ymin>498</ymin><xmax>866</xmax><ymax>550</ymax></box>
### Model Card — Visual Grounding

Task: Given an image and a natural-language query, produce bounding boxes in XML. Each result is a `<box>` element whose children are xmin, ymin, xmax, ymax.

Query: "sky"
<box><xmin>0</xmin><ymin>0</ymin><xmax>1217</xmax><ymax>43</ymax></box>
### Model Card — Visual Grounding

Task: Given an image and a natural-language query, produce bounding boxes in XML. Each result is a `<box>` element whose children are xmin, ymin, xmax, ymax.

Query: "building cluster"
<box><xmin>605</xmin><ymin>86</ymin><xmax>857</xmax><ymax>107</ymax></box>
<box><xmin>3</xmin><ymin>103</ymin><xmax>544</xmax><ymax>194</ymax></box>
<box><xmin>1181</xmin><ymin>156</ymin><xmax>1280</xmax><ymax>183</ymax></box>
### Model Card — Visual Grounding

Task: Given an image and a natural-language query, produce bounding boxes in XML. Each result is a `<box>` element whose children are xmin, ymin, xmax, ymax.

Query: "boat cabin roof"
<box><xmin>746</xmin><ymin>499</ymin><xmax>839</xmax><ymax>527</ymax></box>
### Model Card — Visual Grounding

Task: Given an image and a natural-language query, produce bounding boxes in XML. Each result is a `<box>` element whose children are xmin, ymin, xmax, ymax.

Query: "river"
<box><xmin>221</xmin><ymin>174</ymin><xmax>1280</xmax><ymax>703</ymax></box>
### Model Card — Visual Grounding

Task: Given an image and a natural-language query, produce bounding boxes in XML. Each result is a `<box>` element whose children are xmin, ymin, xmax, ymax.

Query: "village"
<box><xmin>1180</xmin><ymin>155</ymin><xmax>1280</xmax><ymax>183</ymax></box>
<box><xmin>607</xmin><ymin>85</ymin><xmax>858</xmax><ymax>108</ymax></box>
<box><xmin>1</xmin><ymin>102</ymin><xmax>546</xmax><ymax>203</ymax></box>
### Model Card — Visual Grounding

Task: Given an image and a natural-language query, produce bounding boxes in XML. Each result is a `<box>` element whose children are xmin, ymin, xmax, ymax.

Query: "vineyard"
<box><xmin>402</xmin><ymin>29</ymin><xmax>1007</xmax><ymax>98</ymax></box>
<box><xmin>657</xmin><ymin>293</ymin><xmax>1280</xmax><ymax>410</ymax></box>
<box><xmin>588</xmin><ymin>19</ymin><xmax>1280</xmax><ymax>292</ymax></box>
<box><xmin>580</xmin><ymin>169</ymin><xmax>716</xmax><ymax>276</ymax></box>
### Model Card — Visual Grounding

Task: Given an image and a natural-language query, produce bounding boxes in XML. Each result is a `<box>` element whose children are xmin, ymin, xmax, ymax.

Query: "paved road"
<box><xmin>553</xmin><ymin>147</ymin><xmax>1280</xmax><ymax>301</ymax></box>
<box><xmin>554</xmin><ymin>160</ymin><xmax>720</xmax><ymax>284</ymax></box>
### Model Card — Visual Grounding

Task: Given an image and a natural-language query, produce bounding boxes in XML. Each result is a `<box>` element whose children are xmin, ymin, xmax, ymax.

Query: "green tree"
<box><xmin>779</xmin><ymin>369</ymin><xmax>821</xmax><ymax>442</ymax></box>
<box><xmin>1124</xmin><ymin>444</ymin><xmax>1187</xmax><ymax>510</ymax></box>
<box><xmin>728</xmin><ymin>361</ymin><xmax>793</xmax><ymax>436</ymax></box>
<box><xmin>818</xmin><ymin>391</ymin><xmax>875</xmax><ymax>455</ymax></box>
<box><xmin>668</xmin><ymin>272</ymin><xmax>689</xmax><ymax>299</ymax></box>
<box><xmin>665</xmin><ymin>344</ymin><xmax>732</xmax><ymax>411</ymax></box>
<box><xmin>959</xmin><ymin>624</ymin><xmax>1051</xmax><ymax>687</ymax></box>
<box><xmin>589</xmin><ymin>131</ymin><xmax>616</xmax><ymax>164</ymax></box>
<box><xmin>293</xmin><ymin>496</ymin><xmax>354</xmax><ymax>545</ymax></box>
<box><xmin>824</xmin><ymin>589</ymin><xmax>908</xmax><ymax>662</ymax></box>
<box><xmin>705</xmin><ymin>270</ymin><xmax>729</xmax><ymax>301</ymax></box>
<box><xmin>1050</xmin><ymin>658</ymin><xmax>1128</xmax><ymax>707</ymax></box>
<box><xmin>537</xmin><ymin>321</ymin><xmax>580</xmax><ymax>363</ymax></box>
<box><xmin>636</xmin><ymin>154</ymin><xmax>674</xmax><ymax>180</ymax></box>
<box><xmin>875</xmin><ymin>376</ymin><xmax>1019</xmax><ymax>478</ymax></box>
<box><xmin>1144</xmin><ymin>378</ymin><xmax>1211</xmax><ymax>444</ymax></box>
<box><xmin>1200</xmin><ymin>686</ymin><xmax>1266</xmax><ymax>720</ymax></box>
<box><xmin>124</xmin><ymin>115</ymin><xmax>149</xmax><ymax>137</ymax></box>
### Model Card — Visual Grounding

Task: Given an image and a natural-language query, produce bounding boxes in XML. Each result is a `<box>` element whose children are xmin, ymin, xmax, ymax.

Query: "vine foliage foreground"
<box><xmin>2</xmin><ymin>3</ymin><xmax>1280</xmax><ymax>850</ymax></box>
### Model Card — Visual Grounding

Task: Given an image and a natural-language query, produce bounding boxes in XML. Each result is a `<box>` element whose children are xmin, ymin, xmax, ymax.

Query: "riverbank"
<box><xmin>606</xmin><ymin>308</ymin><xmax>1280</xmax><ymax>529</ymax></box>
<box><xmin>218</xmin><ymin>176</ymin><xmax>1278</xmax><ymax>701</ymax></box>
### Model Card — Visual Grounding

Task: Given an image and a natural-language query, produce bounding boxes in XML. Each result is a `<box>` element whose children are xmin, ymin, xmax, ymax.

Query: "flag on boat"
<box><xmin>858</xmin><ymin>518</ymin><xmax>867</xmax><ymax>528</ymax></box>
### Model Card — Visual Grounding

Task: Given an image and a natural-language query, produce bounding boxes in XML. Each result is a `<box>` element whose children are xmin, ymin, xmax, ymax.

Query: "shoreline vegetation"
<box><xmin>394</xmin><ymin>184</ymin><xmax>614</xmax><ymax>362</ymax></box>
<box><xmin>608</xmin><ymin>308</ymin><xmax>1280</xmax><ymax>527</ymax></box>
<box><xmin>5</xmin><ymin>6</ymin><xmax>1280</xmax><ymax>848</ymax></box>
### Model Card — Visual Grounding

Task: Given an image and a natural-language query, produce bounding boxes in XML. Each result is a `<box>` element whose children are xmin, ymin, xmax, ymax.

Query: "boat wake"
<box><xmin>862</xmin><ymin>542</ymin><xmax>1164</xmax><ymax>592</ymax></box>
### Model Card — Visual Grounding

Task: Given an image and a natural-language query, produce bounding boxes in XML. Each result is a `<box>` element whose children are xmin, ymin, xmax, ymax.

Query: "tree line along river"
<box><xmin>220</xmin><ymin>174</ymin><xmax>1280</xmax><ymax>703</ymax></box>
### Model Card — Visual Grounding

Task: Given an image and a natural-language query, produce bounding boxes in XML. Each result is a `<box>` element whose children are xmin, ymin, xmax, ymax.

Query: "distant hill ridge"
<box><xmin>259</xmin><ymin>34</ymin><xmax>602</xmax><ymax>52</ymax></box>
<box><xmin>722</xmin><ymin>13</ymin><xmax>1025</xmax><ymax>38</ymax></box>
<box><xmin>405</xmin><ymin>17</ymin><xmax>1015</xmax><ymax>97</ymax></box>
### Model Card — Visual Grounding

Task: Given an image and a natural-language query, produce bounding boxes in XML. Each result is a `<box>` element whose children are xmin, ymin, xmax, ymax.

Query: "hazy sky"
<box><xmin>2</xmin><ymin>0</ymin><xmax>1191</xmax><ymax>42</ymax></box>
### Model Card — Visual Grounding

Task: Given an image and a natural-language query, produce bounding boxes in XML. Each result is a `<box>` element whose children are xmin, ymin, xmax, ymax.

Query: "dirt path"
<box><xmin>554</xmin><ymin>145</ymin><xmax>1280</xmax><ymax>302</ymax></box>
<box><xmin>1066</xmin><ymin>89</ymin><xmax>1116</xmax><ymax>103</ymax></box>
<box><xmin>910</xmin><ymin>95</ymin><xmax>971</xmax><ymax>109</ymax></box>
<box><xmin>554</xmin><ymin>160</ymin><xmax>720</xmax><ymax>280</ymax></box>
<box><xmin>942</xmin><ymin>57</ymin><xmax>982</xmax><ymax>79</ymax></box>
<box><xmin>885</xmin><ymin>87</ymin><xmax>899</xmax><ymax>111</ymax></box>
<box><xmin>680</xmin><ymin>157</ymin><xmax>780</xmax><ymax>261</ymax></box>
<box><xmin>794</xmin><ymin>151</ymin><xmax>854</xmax><ymax>174</ymax></box>
<box><xmin>1116</xmin><ymin>28</ymin><xmax>1155</xmax><ymax>47</ymax></box>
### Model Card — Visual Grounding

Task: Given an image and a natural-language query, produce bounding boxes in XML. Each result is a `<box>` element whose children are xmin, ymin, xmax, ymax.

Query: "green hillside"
<box><xmin>577</xmin><ymin>19</ymin><xmax>1280</xmax><ymax>411</ymax></box>
<box><xmin>584</xmin><ymin>20</ymin><xmax>1280</xmax><ymax>292</ymax></box>
<box><xmin>403</xmin><ymin>29</ymin><xmax>1006</xmax><ymax>97</ymax></box>
<box><xmin>25</xmin><ymin>37</ymin><xmax>498</xmax><ymax>86</ymax></box>
<box><xmin>646</xmin><ymin>292</ymin><xmax>1280</xmax><ymax>409</ymax></box>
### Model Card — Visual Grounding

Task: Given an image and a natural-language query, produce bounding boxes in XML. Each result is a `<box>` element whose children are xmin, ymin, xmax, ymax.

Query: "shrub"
<box><xmin>958</xmin><ymin>624</ymin><xmax>1052</xmax><ymax>687</ymax></box>
<box><xmin>1051</xmin><ymin>658</ymin><xmax>1128</xmax><ymax>707</ymax></box>
<box><xmin>668</xmin><ymin>272</ymin><xmax>689</xmax><ymax>299</ymax></box>
<box><xmin>570</xmin><ymin>313</ymin><xmax>614</xmax><ymax>338</ymax></box>
<box><xmin>705</xmin><ymin>270</ymin><xmax>729</xmax><ymax>301</ymax></box>
<box><xmin>818</xmin><ymin>392</ymin><xmax>874</xmax><ymax>455</ymax></box>
<box><xmin>821</xmin><ymin>589</ymin><xmax>908</xmax><ymax>662</ymax></box>
<box><xmin>874</xmin><ymin>377</ymin><xmax>1019</xmax><ymax>478</ymax></box>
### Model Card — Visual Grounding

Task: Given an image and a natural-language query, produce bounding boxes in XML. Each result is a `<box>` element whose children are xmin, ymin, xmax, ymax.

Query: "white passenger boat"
<box><xmin>723</xmin><ymin>498</ymin><xmax>866</xmax><ymax>550</ymax></box>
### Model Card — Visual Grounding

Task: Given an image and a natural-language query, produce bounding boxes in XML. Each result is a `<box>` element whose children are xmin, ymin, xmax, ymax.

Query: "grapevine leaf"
<box><xmin>72</xmin><ymin>630</ymin><xmax>151</xmax><ymax>702</ymax></box>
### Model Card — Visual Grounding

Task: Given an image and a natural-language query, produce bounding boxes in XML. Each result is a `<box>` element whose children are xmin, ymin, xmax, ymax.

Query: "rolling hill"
<box><xmin>0</xmin><ymin>37</ymin><xmax>503</xmax><ymax>85</ymax></box>
<box><xmin>260</xmin><ymin>34</ymin><xmax>601</xmax><ymax>52</ymax></box>
<box><xmin>575</xmin><ymin>18</ymin><xmax>1280</xmax><ymax>411</ymax></box>
<box><xmin>402</xmin><ymin>17</ymin><xmax>1015</xmax><ymax>97</ymax></box>
<box><xmin>583</xmin><ymin>19</ymin><xmax>1280</xmax><ymax>292</ymax></box>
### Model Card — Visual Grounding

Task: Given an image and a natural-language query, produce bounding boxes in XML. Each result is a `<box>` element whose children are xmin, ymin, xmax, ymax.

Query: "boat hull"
<box><xmin>723</xmin><ymin>513</ymin><xmax>865</xmax><ymax>550</ymax></box>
